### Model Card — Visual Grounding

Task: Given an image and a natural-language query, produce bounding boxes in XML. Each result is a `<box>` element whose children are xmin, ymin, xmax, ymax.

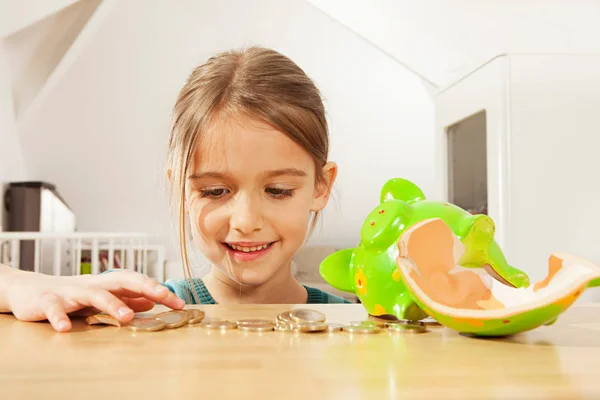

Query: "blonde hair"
<box><xmin>166</xmin><ymin>46</ymin><xmax>330</xmax><ymax>298</ymax></box>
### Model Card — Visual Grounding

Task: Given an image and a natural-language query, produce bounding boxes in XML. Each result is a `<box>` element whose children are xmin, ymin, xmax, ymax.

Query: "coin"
<box><xmin>290</xmin><ymin>308</ymin><xmax>326</xmax><ymax>323</ymax></box>
<box><xmin>126</xmin><ymin>318</ymin><xmax>166</xmax><ymax>332</ymax></box>
<box><xmin>155</xmin><ymin>310</ymin><xmax>190</xmax><ymax>329</ymax></box>
<box><xmin>297</xmin><ymin>321</ymin><xmax>327</xmax><ymax>333</ymax></box>
<box><xmin>349</xmin><ymin>320</ymin><xmax>386</xmax><ymax>328</ymax></box>
<box><xmin>237</xmin><ymin>319</ymin><xmax>273</xmax><ymax>326</ymax></box>
<box><xmin>200</xmin><ymin>320</ymin><xmax>238</xmax><ymax>330</ymax></box>
<box><xmin>85</xmin><ymin>313</ymin><xmax>121</xmax><ymax>327</ymax></box>
<box><xmin>187</xmin><ymin>309</ymin><xmax>205</xmax><ymax>324</ymax></box>
<box><xmin>277</xmin><ymin>311</ymin><xmax>293</xmax><ymax>324</ymax></box>
<box><xmin>326</xmin><ymin>323</ymin><xmax>343</xmax><ymax>332</ymax></box>
<box><xmin>238</xmin><ymin>321</ymin><xmax>275</xmax><ymax>332</ymax></box>
<box><xmin>387</xmin><ymin>321</ymin><xmax>427</xmax><ymax>334</ymax></box>
<box><xmin>343</xmin><ymin>324</ymin><xmax>382</xmax><ymax>334</ymax></box>
<box><xmin>274</xmin><ymin>325</ymin><xmax>293</xmax><ymax>332</ymax></box>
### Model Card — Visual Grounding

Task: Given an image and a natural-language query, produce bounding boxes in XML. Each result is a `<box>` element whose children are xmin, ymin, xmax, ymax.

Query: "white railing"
<box><xmin>0</xmin><ymin>232</ymin><xmax>166</xmax><ymax>281</ymax></box>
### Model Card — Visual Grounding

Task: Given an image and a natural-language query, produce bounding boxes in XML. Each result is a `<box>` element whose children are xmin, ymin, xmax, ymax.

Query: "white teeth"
<box><xmin>229</xmin><ymin>243</ymin><xmax>270</xmax><ymax>252</ymax></box>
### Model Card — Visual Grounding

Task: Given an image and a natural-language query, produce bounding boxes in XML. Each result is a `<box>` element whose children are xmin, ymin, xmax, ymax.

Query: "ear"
<box><xmin>311</xmin><ymin>161</ymin><xmax>338</xmax><ymax>212</ymax></box>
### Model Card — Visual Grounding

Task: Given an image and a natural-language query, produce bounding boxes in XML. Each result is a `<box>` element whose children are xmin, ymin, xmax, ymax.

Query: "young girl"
<box><xmin>0</xmin><ymin>46</ymin><xmax>351</xmax><ymax>332</ymax></box>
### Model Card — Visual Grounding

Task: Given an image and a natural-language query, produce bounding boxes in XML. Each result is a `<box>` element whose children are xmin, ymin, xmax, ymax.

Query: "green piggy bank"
<box><xmin>319</xmin><ymin>178</ymin><xmax>531</xmax><ymax>321</ymax></box>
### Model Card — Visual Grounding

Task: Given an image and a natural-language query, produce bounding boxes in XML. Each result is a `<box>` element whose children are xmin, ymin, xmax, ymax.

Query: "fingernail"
<box><xmin>118</xmin><ymin>307</ymin><xmax>132</xmax><ymax>318</ymax></box>
<box><xmin>57</xmin><ymin>320</ymin><xmax>69</xmax><ymax>331</ymax></box>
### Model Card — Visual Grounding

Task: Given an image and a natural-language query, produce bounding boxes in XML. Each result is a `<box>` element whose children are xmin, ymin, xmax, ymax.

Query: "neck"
<box><xmin>202</xmin><ymin>261</ymin><xmax>308</xmax><ymax>304</ymax></box>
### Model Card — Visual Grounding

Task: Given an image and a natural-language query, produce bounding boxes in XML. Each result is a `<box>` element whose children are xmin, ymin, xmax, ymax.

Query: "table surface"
<box><xmin>2</xmin><ymin>302</ymin><xmax>600</xmax><ymax>399</ymax></box>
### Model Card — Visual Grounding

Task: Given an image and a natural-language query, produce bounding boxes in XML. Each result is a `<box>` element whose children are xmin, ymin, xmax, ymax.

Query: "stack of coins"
<box><xmin>86</xmin><ymin>308</ymin><xmax>206</xmax><ymax>332</ymax></box>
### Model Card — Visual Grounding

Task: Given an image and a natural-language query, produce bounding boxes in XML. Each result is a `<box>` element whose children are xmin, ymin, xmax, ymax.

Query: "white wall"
<box><xmin>18</xmin><ymin>0</ymin><xmax>435</xmax><ymax>278</ymax></box>
<box><xmin>508</xmin><ymin>55</ymin><xmax>600</xmax><ymax>288</ymax></box>
<box><xmin>0</xmin><ymin>44</ymin><xmax>28</xmax><ymax>230</ymax></box>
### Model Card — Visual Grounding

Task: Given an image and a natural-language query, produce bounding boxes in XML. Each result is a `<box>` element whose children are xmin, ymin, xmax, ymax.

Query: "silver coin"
<box><xmin>155</xmin><ymin>310</ymin><xmax>190</xmax><ymax>329</ymax></box>
<box><xmin>290</xmin><ymin>308</ymin><xmax>326</xmax><ymax>323</ymax></box>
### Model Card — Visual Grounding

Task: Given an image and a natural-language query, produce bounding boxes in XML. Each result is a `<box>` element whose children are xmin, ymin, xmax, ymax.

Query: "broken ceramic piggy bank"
<box><xmin>319</xmin><ymin>177</ymin><xmax>531</xmax><ymax>321</ymax></box>
<box><xmin>320</xmin><ymin>178</ymin><xmax>600</xmax><ymax>336</ymax></box>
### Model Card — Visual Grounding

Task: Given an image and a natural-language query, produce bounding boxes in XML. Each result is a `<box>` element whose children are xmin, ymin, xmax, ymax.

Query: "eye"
<box><xmin>265</xmin><ymin>187</ymin><xmax>294</xmax><ymax>199</ymax></box>
<box><xmin>199</xmin><ymin>188</ymin><xmax>230</xmax><ymax>199</ymax></box>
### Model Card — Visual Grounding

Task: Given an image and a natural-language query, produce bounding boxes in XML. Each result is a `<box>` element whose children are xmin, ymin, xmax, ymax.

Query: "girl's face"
<box><xmin>184</xmin><ymin>115</ymin><xmax>336</xmax><ymax>287</ymax></box>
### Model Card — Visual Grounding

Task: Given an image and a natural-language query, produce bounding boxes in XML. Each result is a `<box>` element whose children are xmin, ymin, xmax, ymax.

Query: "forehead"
<box><xmin>193</xmin><ymin>115</ymin><xmax>315</xmax><ymax>176</ymax></box>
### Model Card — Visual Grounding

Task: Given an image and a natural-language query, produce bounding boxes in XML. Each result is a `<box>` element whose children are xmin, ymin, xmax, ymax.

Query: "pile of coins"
<box><xmin>85</xmin><ymin>307</ymin><xmax>430</xmax><ymax>334</ymax></box>
<box><xmin>86</xmin><ymin>309</ymin><xmax>206</xmax><ymax>332</ymax></box>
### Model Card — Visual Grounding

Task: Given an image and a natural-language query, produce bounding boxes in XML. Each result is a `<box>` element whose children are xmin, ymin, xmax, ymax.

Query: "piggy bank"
<box><xmin>319</xmin><ymin>178</ymin><xmax>530</xmax><ymax>321</ymax></box>
<box><xmin>320</xmin><ymin>178</ymin><xmax>600</xmax><ymax>336</ymax></box>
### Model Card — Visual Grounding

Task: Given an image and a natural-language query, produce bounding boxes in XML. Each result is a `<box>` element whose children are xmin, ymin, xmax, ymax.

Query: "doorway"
<box><xmin>446</xmin><ymin>110</ymin><xmax>488</xmax><ymax>215</ymax></box>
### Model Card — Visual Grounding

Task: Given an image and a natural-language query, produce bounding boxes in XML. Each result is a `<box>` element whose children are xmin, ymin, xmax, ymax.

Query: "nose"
<box><xmin>229</xmin><ymin>194</ymin><xmax>264</xmax><ymax>234</ymax></box>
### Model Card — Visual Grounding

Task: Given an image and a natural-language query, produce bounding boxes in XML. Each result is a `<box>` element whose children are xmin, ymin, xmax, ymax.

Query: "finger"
<box><xmin>70</xmin><ymin>286</ymin><xmax>135</xmax><ymax>323</ymax></box>
<box><xmin>122</xmin><ymin>297</ymin><xmax>156</xmax><ymax>312</ymax></box>
<box><xmin>42</xmin><ymin>293</ymin><xmax>71</xmax><ymax>332</ymax></box>
<box><xmin>97</xmin><ymin>272</ymin><xmax>185</xmax><ymax>309</ymax></box>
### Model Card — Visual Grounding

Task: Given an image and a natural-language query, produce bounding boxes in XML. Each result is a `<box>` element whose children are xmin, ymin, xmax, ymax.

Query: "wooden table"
<box><xmin>2</xmin><ymin>302</ymin><xmax>600</xmax><ymax>399</ymax></box>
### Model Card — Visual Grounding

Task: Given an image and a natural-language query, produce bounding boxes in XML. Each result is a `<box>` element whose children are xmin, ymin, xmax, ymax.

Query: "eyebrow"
<box><xmin>188</xmin><ymin>168</ymin><xmax>307</xmax><ymax>181</ymax></box>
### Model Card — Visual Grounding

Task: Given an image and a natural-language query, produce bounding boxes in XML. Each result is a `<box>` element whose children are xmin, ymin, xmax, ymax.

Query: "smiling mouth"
<box><xmin>224</xmin><ymin>242</ymin><xmax>275</xmax><ymax>253</ymax></box>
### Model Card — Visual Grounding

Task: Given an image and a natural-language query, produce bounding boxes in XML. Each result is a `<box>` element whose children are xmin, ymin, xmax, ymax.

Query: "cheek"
<box><xmin>268</xmin><ymin>198</ymin><xmax>312</xmax><ymax>240</ymax></box>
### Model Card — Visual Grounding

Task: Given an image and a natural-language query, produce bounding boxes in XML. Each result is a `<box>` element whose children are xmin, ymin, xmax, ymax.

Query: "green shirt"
<box><xmin>163</xmin><ymin>278</ymin><xmax>353</xmax><ymax>304</ymax></box>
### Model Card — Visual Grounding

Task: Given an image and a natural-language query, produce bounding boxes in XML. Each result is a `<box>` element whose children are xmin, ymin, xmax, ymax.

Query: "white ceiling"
<box><xmin>3</xmin><ymin>0</ymin><xmax>102</xmax><ymax>118</ymax></box>
<box><xmin>3</xmin><ymin>0</ymin><xmax>600</xmax><ymax>117</ymax></box>
<box><xmin>307</xmin><ymin>0</ymin><xmax>600</xmax><ymax>88</ymax></box>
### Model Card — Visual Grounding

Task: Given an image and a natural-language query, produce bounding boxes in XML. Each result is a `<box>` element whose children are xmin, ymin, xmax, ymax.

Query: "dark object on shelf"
<box><xmin>3</xmin><ymin>181</ymin><xmax>76</xmax><ymax>272</ymax></box>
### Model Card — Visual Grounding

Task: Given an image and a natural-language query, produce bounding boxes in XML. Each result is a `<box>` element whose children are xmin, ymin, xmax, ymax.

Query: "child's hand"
<box><xmin>5</xmin><ymin>270</ymin><xmax>185</xmax><ymax>332</ymax></box>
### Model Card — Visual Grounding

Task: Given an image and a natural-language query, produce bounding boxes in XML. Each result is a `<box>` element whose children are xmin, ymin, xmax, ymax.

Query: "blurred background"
<box><xmin>1</xmin><ymin>0</ymin><xmax>600</xmax><ymax>301</ymax></box>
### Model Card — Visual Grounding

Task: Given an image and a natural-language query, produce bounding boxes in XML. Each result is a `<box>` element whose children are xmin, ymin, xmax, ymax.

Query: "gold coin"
<box><xmin>349</xmin><ymin>320</ymin><xmax>386</xmax><ymax>328</ymax></box>
<box><xmin>126</xmin><ymin>318</ymin><xmax>166</xmax><ymax>332</ymax></box>
<box><xmin>155</xmin><ymin>310</ymin><xmax>190</xmax><ymax>329</ymax></box>
<box><xmin>187</xmin><ymin>309</ymin><xmax>205</xmax><ymax>324</ymax></box>
<box><xmin>238</xmin><ymin>322</ymin><xmax>275</xmax><ymax>332</ymax></box>
<box><xmin>297</xmin><ymin>321</ymin><xmax>327</xmax><ymax>333</ymax></box>
<box><xmin>85</xmin><ymin>313</ymin><xmax>121</xmax><ymax>327</ymax></box>
<box><xmin>326</xmin><ymin>323</ymin><xmax>343</xmax><ymax>332</ymax></box>
<box><xmin>237</xmin><ymin>319</ymin><xmax>273</xmax><ymax>326</ymax></box>
<box><xmin>201</xmin><ymin>320</ymin><xmax>238</xmax><ymax>330</ymax></box>
<box><xmin>343</xmin><ymin>325</ymin><xmax>382</xmax><ymax>334</ymax></box>
<box><xmin>290</xmin><ymin>308</ymin><xmax>326</xmax><ymax>324</ymax></box>
<box><xmin>274</xmin><ymin>325</ymin><xmax>293</xmax><ymax>332</ymax></box>
<box><xmin>387</xmin><ymin>322</ymin><xmax>427</xmax><ymax>334</ymax></box>
<box><xmin>277</xmin><ymin>311</ymin><xmax>293</xmax><ymax>324</ymax></box>
<box><xmin>387</xmin><ymin>320</ymin><xmax>425</xmax><ymax>327</ymax></box>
